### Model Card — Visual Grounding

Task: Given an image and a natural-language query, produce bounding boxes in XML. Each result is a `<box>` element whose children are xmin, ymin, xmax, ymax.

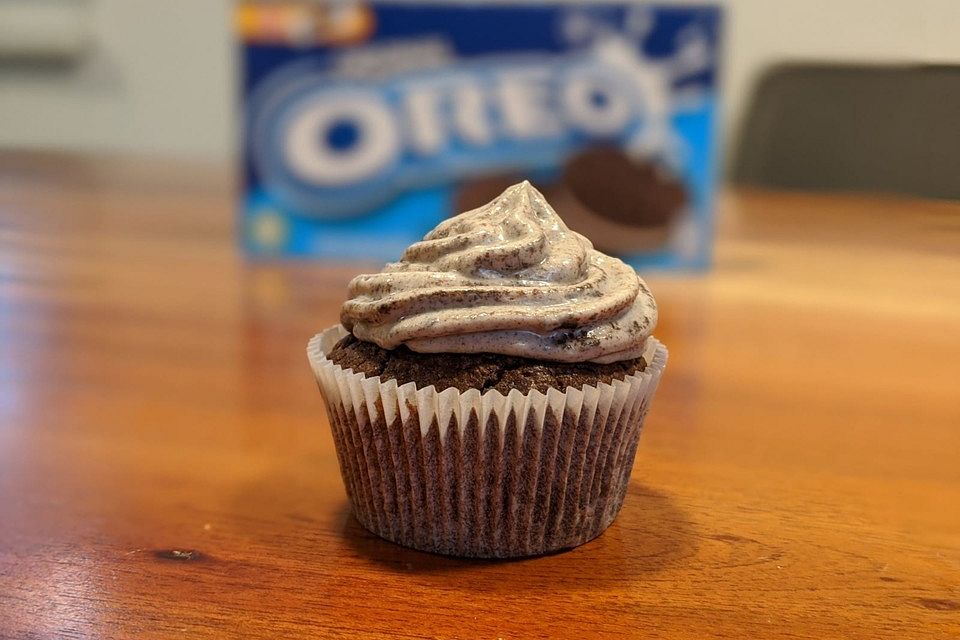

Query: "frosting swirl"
<box><xmin>340</xmin><ymin>181</ymin><xmax>657</xmax><ymax>363</ymax></box>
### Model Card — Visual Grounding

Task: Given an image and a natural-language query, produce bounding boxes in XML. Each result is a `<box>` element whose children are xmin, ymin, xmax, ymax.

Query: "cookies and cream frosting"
<box><xmin>340</xmin><ymin>181</ymin><xmax>657</xmax><ymax>364</ymax></box>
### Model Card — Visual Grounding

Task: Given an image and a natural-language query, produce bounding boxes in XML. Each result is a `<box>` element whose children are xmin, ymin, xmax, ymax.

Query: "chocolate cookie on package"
<box><xmin>307</xmin><ymin>181</ymin><xmax>668</xmax><ymax>558</ymax></box>
<box><xmin>549</xmin><ymin>146</ymin><xmax>687</xmax><ymax>254</ymax></box>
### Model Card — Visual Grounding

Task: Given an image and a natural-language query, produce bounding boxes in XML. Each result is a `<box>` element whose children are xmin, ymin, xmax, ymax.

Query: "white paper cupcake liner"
<box><xmin>308</xmin><ymin>325</ymin><xmax>667</xmax><ymax>558</ymax></box>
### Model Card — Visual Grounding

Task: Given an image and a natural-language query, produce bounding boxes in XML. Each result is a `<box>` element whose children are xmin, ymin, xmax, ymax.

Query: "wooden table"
<box><xmin>1</xmin><ymin>154</ymin><xmax>958</xmax><ymax>639</ymax></box>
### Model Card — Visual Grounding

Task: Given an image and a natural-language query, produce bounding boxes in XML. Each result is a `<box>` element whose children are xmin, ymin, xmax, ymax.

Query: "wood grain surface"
<box><xmin>1</xmin><ymin>153</ymin><xmax>958</xmax><ymax>639</ymax></box>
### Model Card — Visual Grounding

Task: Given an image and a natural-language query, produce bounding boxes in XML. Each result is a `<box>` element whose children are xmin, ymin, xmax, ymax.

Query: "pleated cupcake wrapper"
<box><xmin>308</xmin><ymin>325</ymin><xmax>667</xmax><ymax>558</ymax></box>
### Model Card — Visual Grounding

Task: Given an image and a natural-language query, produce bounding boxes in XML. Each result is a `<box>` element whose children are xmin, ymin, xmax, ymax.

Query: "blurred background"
<box><xmin>2</xmin><ymin>0</ymin><xmax>958</xmax><ymax>271</ymax></box>
<box><xmin>4</xmin><ymin>1</ymin><xmax>957</xmax><ymax>270</ymax></box>
<box><xmin>1</xmin><ymin>0</ymin><xmax>957</xmax><ymax>170</ymax></box>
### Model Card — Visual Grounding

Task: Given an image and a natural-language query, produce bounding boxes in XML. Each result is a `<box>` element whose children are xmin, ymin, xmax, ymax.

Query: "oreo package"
<box><xmin>240</xmin><ymin>1</ymin><xmax>722</xmax><ymax>269</ymax></box>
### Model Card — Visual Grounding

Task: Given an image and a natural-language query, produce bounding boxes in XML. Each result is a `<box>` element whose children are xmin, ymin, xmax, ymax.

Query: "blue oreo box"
<box><xmin>240</xmin><ymin>2</ymin><xmax>722</xmax><ymax>269</ymax></box>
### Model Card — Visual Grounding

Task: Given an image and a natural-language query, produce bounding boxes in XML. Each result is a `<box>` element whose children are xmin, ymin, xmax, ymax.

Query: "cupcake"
<box><xmin>307</xmin><ymin>181</ymin><xmax>667</xmax><ymax>558</ymax></box>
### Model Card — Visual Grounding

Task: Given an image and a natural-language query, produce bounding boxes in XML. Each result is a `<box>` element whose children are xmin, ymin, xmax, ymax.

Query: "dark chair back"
<box><xmin>732</xmin><ymin>64</ymin><xmax>960</xmax><ymax>200</ymax></box>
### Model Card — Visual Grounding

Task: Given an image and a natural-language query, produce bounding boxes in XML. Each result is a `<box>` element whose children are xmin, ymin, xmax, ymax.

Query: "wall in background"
<box><xmin>723</xmin><ymin>0</ymin><xmax>960</xmax><ymax>162</ymax></box>
<box><xmin>0</xmin><ymin>0</ymin><xmax>958</xmax><ymax>163</ymax></box>
<box><xmin>0</xmin><ymin>0</ymin><xmax>234</xmax><ymax>160</ymax></box>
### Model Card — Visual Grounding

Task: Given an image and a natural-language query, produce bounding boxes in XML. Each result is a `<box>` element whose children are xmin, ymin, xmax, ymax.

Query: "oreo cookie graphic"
<box><xmin>551</xmin><ymin>146</ymin><xmax>686</xmax><ymax>254</ymax></box>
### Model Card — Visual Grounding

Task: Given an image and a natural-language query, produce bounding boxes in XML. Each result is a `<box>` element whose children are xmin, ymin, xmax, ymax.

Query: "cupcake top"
<box><xmin>340</xmin><ymin>181</ymin><xmax>657</xmax><ymax>364</ymax></box>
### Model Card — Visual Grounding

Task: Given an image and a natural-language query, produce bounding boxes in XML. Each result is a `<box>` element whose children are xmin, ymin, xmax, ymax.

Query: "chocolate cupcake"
<box><xmin>307</xmin><ymin>181</ymin><xmax>667</xmax><ymax>558</ymax></box>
